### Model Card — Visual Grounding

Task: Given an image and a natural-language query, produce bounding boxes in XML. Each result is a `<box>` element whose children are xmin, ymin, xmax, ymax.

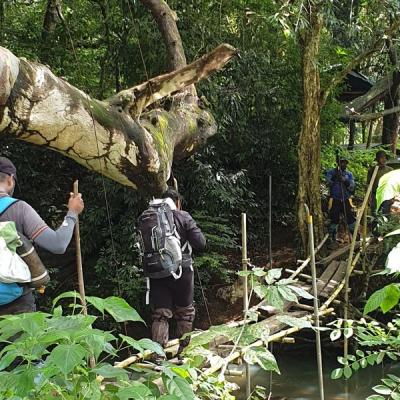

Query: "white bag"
<box><xmin>0</xmin><ymin>236</ymin><xmax>31</xmax><ymax>283</ymax></box>
<box><xmin>385</xmin><ymin>242</ymin><xmax>400</xmax><ymax>274</ymax></box>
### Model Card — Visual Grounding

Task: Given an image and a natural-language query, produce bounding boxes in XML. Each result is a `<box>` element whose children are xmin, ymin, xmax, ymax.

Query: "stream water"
<box><xmin>232</xmin><ymin>349</ymin><xmax>400</xmax><ymax>399</ymax></box>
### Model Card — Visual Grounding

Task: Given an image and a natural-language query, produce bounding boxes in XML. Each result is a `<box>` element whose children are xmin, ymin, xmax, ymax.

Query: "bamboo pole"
<box><xmin>304</xmin><ymin>204</ymin><xmax>325</xmax><ymax>400</ymax></box>
<box><xmin>289</xmin><ymin>234</ymin><xmax>329</xmax><ymax>279</ymax></box>
<box><xmin>73</xmin><ymin>181</ymin><xmax>87</xmax><ymax>315</ymax></box>
<box><xmin>241</xmin><ymin>213</ymin><xmax>251</xmax><ymax>399</ymax></box>
<box><xmin>361</xmin><ymin>209</ymin><xmax>368</xmax><ymax>273</ymax></box>
<box><xmin>343</xmin><ymin>166</ymin><xmax>378</xmax><ymax>358</ymax></box>
<box><xmin>268</xmin><ymin>175</ymin><xmax>273</xmax><ymax>267</ymax></box>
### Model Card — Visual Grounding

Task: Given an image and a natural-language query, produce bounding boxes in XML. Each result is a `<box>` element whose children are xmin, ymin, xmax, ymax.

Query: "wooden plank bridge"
<box><xmin>115</xmin><ymin>236</ymin><xmax>373</xmax><ymax>375</ymax></box>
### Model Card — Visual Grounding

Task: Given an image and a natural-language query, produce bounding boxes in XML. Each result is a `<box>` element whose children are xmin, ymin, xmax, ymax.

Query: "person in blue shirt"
<box><xmin>326</xmin><ymin>157</ymin><xmax>356</xmax><ymax>246</ymax></box>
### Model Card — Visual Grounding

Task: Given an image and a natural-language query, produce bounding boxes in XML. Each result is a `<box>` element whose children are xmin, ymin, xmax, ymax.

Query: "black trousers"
<box><xmin>329</xmin><ymin>198</ymin><xmax>355</xmax><ymax>225</ymax></box>
<box><xmin>0</xmin><ymin>289</ymin><xmax>36</xmax><ymax>316</ymax></box>
<box><xmin>150</xmin><ymin>268</ymin><xmax>194</xmax><ymax>310</ymax></box>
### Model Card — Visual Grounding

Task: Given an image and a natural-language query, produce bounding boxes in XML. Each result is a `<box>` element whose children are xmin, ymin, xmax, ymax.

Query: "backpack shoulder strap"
<box><xmin>0</xmin><ymin>197</ymin><xmax>19</xmax><ymax>216</ymax></box>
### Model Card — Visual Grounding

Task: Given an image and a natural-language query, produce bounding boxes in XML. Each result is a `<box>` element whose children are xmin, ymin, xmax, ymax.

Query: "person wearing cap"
<box><xmin>0</xmin><ymin>156</ymin><xmax>84</xmax><ymax>315</ymax></box>
<box><xmin>326</xmin><ymin>157</ymin><xmax>356</xmax><ymax>247</ymax></box>
<box><xmin>367</xmin><ymin>150</ymin><xmax>393</xmax><ymax>215</ymax></box>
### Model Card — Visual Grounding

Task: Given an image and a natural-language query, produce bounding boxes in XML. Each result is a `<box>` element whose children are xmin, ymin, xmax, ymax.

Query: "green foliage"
<box><xmin>242</xmin><ymin>267</ymin><xmax>313</xmax><ymax>310</ymax></box>
<box><xmin>367</xmin><ymin>375</ymin><xmax>400</xmax><ymax>400</ymax></box>
<box><xmin>0</xmin><ymin>292</ymin><xmax>239</xmax><ymax>400</ymax></box>
<box><xmin>364</xmin><ymin>284</ymin><xmax>400</xmax><ymax>314</ymax></box>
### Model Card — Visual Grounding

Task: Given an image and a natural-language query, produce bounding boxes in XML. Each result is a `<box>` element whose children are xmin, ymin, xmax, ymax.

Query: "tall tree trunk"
<box><xmin>97</xmin><ymin>0</ymin><xmax>112</xmax><ymax>98</ymax></box>
<box><xmin>348</xmin><ymin>120</ymin><xmax>356</xmax><ymax>150</ymax></box>
<box><xmin>140</xmin><ymin>0</ymin><xmax>187</xmax><ymax>71</ymax></box>
<box><xmin>297</xmin><ymin>5</ymin><xmax>324</xmax><ymax>250</ymax></box>
<box><xmin>366</xmin><ymin>111</ymin><xmax>375</xmax><ymax>149</ymax></box>
<box><xmin>40</xmin><ymin>0</ymin><xmax>62</xmax><ymax>62</ymax></box>
<box><xmin>361</xmin><ymin>121</ymin><xmax>366</xmax><ymax>143</ymax></box>
<box><xmin>0</xmin><ymin>0</ymin><xmax>4</xmax><ymax>42</ymax></box>
<box><xmin>382</xmin><ymin>39</ymin><xmax>400</xmax><ymax>153</ymax></box>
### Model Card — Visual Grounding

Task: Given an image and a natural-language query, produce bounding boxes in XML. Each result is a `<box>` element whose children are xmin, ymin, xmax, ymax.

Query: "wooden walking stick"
<box><xmin>73</xmin><ymin>180</ymin><xmax>88</xmax><ymax>315</ymax></box>
<box><xmin>73</xmin><ymin>181</ymin><xmax>96</xmax><ymax>368</ymax></box>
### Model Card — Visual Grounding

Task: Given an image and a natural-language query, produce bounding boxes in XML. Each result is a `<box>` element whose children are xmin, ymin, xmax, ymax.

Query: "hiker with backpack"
<box><xmin>137</xmin><ymin>188</ymin><xmax>206</xmax><ymax>350</ymax></box>
<box><xmin>0</xmin><ymin>157</ymin><xmax>84</xmax><ymax>315</ymax></box>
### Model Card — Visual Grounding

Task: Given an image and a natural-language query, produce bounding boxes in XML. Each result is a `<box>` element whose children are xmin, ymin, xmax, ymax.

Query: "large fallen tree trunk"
<box><xmin>0</xmin><ymin>44</ymin><xmax>236</xmax><ymax>194</ymax></box>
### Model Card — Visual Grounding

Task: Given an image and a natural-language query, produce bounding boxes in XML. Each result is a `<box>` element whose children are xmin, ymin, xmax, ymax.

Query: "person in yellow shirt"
<box><xmin>367</xmin><ymin>150</ymin><xmax>393</xmax><ymax>215</ymax></box>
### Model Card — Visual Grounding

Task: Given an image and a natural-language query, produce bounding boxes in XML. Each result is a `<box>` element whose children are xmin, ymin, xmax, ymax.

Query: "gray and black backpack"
<box><xmin>137</xmin><ymin>199</ymin><xmax>183</xmax><ymax>279</ymax></box>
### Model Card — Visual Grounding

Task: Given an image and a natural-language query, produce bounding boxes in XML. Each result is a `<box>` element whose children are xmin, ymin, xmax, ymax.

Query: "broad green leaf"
<box><xmin>243</xmin><ymin>346</ymin><xmax>280</xmax><ymax>374</ymax></box>
<box><xmin>103</xmin><ymin>297</ymin><xmax>144</xmax><ymax>323</ymax></box>
<box><xmin>382</xmin><ymin>378</ymin><xmax>397</xmax><ymax>388</ymax></box>
<box><xmin>252</xmin><ymin>268</ymin><xmax>267</xmax><ymax>277</ymax></box>
<box><xmin>47</xmin><ymin>343</ymin><xmax>87</xmax><ymax>375</ymax></box>
<box><xmin>388</xmin><ymin>375</ymin><xmax>400</xmax><ymax>383</ymax></box>
<box><xmin>366</xmin><ymin>396</ymin><xmax>385</xmax><ymax>400</ymax></box>
<box><xmin>343</xmin><ymin>366</ymin><xmax>352</xmax><ymax>379</ymax></box>
<box><xmin>92</xmin><ymin>364</ymin><xmax>128</xmax><ymax>379</ymax></box>
<box><xmin>117</xmin><ymin>381</ymin><xmax>153</xmax><ymax>400</ymax></box>
<box><xmin>137</xmin><ymin>338</ymin><xmax>164</xmax><ymax>356</ymax></box>
<box><xmin>384</xmin><ymin>228</ymin><xmax>400</xmax><ymax>238</ymax></box>
<box><xmin>288</xmin><ymin>285</ymin><xmax>313</xmax><ymax>300</ymax></box>
<box><xmin>373</xmin><ymin>385</ymin><xmax>392</xmax><ymax>395</ymax></box>
<box><xmin>276</xmin><ymin>285</ymin><xmax>298</xmax><ymax>303</ymax></box>
<box><xmin>85</xmin><ymin>296</ymin><xmax>105</xmax><ymax>315</ymax></box>
<box><xmin>52</xmin><ymin>291</ymin><xmax>80</xmax><ymax>307</ymax></box>
<box><xmin>276</xmin><ymin>315</ymin><xmax>312</xmax><ymax>329</ymax></box>
<box><xmin>165</xmin><ymin>376</ymin><xmax>195</xmax><ymax>400</ymax></box>
<box><xmin>265</xmin><ymin>268</ymin><xmax>282</xmax><ymax>285</ymax></box>
<box><xmin>237</xmin><ymin>270</ymin><xmax>252</xmax><ymax>277</ymax></box>
<box><xmin>381</xmin><ymin>285</ymin><xmax>400</xmax><ymax>313</ymax></box>
<box><xmin>330</xmin><ymin>329</ymin><xmax>341</xmax><ymax>341</ymax></box>
<box><xmin>364</xmin><ymin>285</ymin><xmax>400</xmax><ymax>315</ymax></box>
<box><xmin>120</xmin><ymin>335</ymin><xmax>164</xmax><ymax>356</ymax></box>
<box><xmin>343</xmin><ymin>328</ymin><xmax>354</xmax><ymax>339</ymax></box>
<box><xmin>264</xmin><ymin>286</ymin><xmax>285</xmax><ymax>310</ymax></box>
<box><xmin>331</xmin><ymin>368</ymin><xmax>343</xmax><ymax>380</ymax></box>
<box><xmin>19</xmin><ymin>312</ymin><xmax>48</xmax><ymax>335</ymax></box>
<box><xmin>390</xmin><ymin>392</ymin><xmax>400</xmax><ymax>400</ymax></box>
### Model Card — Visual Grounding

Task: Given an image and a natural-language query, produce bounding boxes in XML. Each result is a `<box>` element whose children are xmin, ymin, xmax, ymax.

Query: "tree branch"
<box><xmin>0</xmin><ymin>44</ymin><xmax>235</xmax><ymax>194</ymax></box>
<box><xmin>321</xmin><ymin>16</ymin><xmax>400</xmax><ymax>105</ymax></box>
<box><xmin>106</xmin><ymin>44</ymin><xmax>237</xmax><ymax>118</ymax></box>
<box><xmin>347</xmin><ymin>105</ymin><xmax>400</xmax><ymax>122</ymax></box>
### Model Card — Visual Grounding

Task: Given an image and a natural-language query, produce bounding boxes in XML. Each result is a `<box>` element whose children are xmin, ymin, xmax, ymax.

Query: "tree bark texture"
<box><xmin>348</xmin><ymin>120</ymin><xmax>356</xmax><ymax>150</ymax></box>
<box><xmin>40</xmin><ymin>0</ymin><xmax>62</xmax><ymax>61</ymax></box>
<box><xmin>139</xmin><ymin>0</ymin><xmax>187</xmax><ymax>72</ymax></box>
<box><xmin>0</xmin><ymin>44</ymin><xmax>236</xmax><ymax>194</ymax></box>
<box><xmin>297</xmin><ymin>6</ymin><xmax>324</xmax><ymax>250</ymax></box>
<box><xmin>382</xmin><ymin>41</ymin><xmax>400</xmax><ymax>152</ymax></box>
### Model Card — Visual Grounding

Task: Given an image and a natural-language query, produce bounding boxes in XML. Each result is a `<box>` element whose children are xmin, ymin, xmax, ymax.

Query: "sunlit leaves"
<box><xmin>243</xmin><ymin>346</ymin><xmax>280</xmax><ymax>374</ymax></box>
<box><xmin>364</xmin><ymin>284</ymin><xmax>400</xmax><ymax>314</ymax></box>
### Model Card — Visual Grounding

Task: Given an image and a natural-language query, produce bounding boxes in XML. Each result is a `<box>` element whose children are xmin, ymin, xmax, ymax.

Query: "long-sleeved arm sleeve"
<box><xmin>32</xmin><ymin>211</ymin><xmax>77</xmax><ymax>255</ymax></box>
<box><xmin>326</xmin><ymin>169</ymin><xmax>336</xmax><ymax>187</ymax></box>
<box><xmin>346</xmin><ymin>172</ymin><xmax>355</xmax><ymax>193</ymax></box>
<box><xmin>185</xmin><ymin>214</ymin><xmax>206</xmax><ymax>252</ymax></box>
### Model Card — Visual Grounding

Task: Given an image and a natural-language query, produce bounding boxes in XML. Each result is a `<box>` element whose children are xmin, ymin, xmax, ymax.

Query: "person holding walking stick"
<box><xmin>326</xmin><ymin>153</ymin><xmax>356</xmax><ymax>249</ymax></box>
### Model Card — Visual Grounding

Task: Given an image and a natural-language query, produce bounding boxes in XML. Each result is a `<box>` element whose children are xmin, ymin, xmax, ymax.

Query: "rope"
<box><xmin>59</xmin><ymin>6</ymin><xmax>128</xmax><ymax>338</ymax></box>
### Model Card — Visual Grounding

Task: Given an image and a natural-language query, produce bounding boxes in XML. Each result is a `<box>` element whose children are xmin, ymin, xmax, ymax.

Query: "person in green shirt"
<box><xmin>367</xmin><ymin>150</ymin><xmax>393</xmax><ymax>215</ymax></box>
